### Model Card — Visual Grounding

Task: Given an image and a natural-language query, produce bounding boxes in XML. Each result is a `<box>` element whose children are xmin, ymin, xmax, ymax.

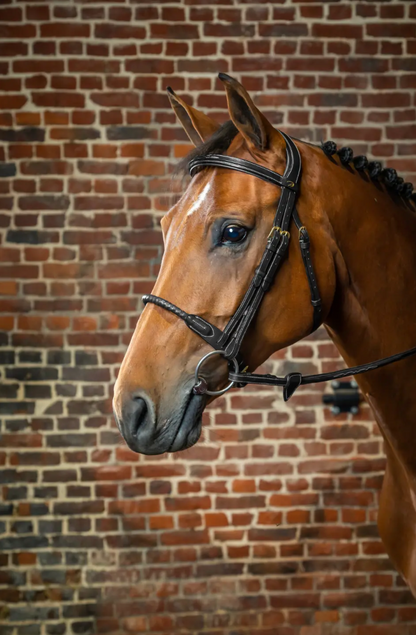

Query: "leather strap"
<box><xmin>142</xmin><ymin>295</ymin><xmax>225</xmax><ymax>350</ymax></box>
<box><xmin>229</xmin><ymin>345</ymin><xmax>416</xmax><ymax>401</ymax></box>
<box><xmin>189</xmin><ymin>154</ymin><xmax>299</xmax><ymax>192</ymax></box>
<box><xmin>293</xmin><ymin>208</ymin><xmax>322</xmax><ymax>331</ymax></box>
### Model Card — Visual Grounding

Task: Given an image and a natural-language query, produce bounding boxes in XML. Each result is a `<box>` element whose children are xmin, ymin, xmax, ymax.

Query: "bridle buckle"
<box><xmin>267</xmin><ymin>226</ymin><xmax>290</xmax><ymax>240</ymax></box>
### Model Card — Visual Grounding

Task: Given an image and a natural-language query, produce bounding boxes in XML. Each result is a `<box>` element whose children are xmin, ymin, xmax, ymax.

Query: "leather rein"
<box><xmin>143</xmin><ymin>131</ymin><xmax>416</xmax><ymax>401</ymax></box>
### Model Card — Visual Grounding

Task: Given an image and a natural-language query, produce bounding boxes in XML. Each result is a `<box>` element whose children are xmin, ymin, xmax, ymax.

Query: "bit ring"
<box><xmin>193</xmin><ymin>350</ymin><xmax>240</xmax><ymax>396</ymax></box>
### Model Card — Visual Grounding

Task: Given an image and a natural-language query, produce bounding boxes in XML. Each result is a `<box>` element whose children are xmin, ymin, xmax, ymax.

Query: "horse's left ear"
<box><xmin>167</xmin><ymin>87</ymin><xmax>220</xmax><ymax>146</ymax></box>
<box><xmin>219</xmin><ymin>73</ymin><xmax>271</xmax><ymax>151</ymax></box>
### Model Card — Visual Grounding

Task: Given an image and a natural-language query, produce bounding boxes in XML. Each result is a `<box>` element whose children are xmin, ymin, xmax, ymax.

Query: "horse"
<box><xmin>113</xmin><ymin>73</ymin><xmax>416</xmax><ymax>594</ymax></box>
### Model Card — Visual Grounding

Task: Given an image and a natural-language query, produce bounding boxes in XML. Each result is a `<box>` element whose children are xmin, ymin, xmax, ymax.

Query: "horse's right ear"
<box><xmin>167</xmin><ymin>87</ymin><xmax>220</xmax><ymax>147</ymax></box>
<box><xmin>218</xmin><ymin>73</ymin><xmax>271</xmax><ymax>151</ymax></box>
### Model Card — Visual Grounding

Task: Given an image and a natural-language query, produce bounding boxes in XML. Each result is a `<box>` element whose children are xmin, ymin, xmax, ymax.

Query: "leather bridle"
<box><xmin>143</xmin><ymin>131</ymin><xmax>416</xmax><ymax>401</ymax></box>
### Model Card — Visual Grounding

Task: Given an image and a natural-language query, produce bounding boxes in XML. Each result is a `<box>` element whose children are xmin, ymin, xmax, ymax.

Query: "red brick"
<box><xmin>1</xmin><ymin>5</ymin><xmax>415</xmax><ymax>630</ymax></box>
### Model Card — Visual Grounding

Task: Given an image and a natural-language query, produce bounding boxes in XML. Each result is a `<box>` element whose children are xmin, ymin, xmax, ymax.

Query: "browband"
<box><xmin>188</xmin><ymin>154</ymin><xmax>299</xmax><ymax>192</ymax></box>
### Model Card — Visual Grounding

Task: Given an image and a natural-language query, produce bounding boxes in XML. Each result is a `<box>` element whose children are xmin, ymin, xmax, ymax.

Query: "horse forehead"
<box><xmin>177</xmin><ymin>169</ymin><xmax>271</xmax><ymax>222</ymax></box>
<box><xmin>185</xmin><ymin>179</ymin><xmax>213</xmax><ymax>218</ymax></box>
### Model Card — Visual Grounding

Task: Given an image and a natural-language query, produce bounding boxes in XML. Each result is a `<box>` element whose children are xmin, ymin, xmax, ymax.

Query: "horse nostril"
<box><xmin>131</xmin><ymin>397</ymin><xmax>148</xmax><ymax>435</ymax></box>
<box><xmin>113</xmin><ymin>389</ymin><xmax>158</xmax><ymax>454</ymax></box>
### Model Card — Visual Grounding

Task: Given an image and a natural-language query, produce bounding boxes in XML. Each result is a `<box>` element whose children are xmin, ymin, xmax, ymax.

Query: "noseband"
<box><xmin>143</xmin><ymin>131</ymin><xmax>416</xmax><ymax>401</ymax></box>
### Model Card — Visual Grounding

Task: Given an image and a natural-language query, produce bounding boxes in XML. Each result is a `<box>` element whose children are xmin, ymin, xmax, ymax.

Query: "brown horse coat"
<box><xmin>114</xmin><ymin>75</ymin><xmax>416</xmax><ymax>592</ymax></box>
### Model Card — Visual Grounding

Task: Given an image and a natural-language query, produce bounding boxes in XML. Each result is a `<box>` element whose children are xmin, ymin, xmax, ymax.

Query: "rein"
<box><xmin>143</xmin><ymin>131</ymin><xmax>416</xmax><ymax>401</ymax></box>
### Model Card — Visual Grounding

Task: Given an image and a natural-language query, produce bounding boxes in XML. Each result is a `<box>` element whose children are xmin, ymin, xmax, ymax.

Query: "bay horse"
<box><xmin>113</xmin><ymin>74</ymin><xmax>416</xmax><ymax>593</ymax></box>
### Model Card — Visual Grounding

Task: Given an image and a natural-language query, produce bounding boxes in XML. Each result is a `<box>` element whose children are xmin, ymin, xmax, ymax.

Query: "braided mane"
<box><xmin>321</xmin><ymin>140</ymin><xmax>414</xmax><ymax>202</ymax></box>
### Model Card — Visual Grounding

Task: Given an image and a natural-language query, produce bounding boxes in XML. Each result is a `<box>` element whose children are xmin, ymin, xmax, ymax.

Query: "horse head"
<box><xmin>113</xmin><ymin>74</ymin><xmax>337</xmax><ymax>455</ymax></box>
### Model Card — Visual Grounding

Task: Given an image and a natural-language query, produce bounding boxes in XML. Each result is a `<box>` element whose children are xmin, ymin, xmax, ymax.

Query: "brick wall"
<box><xmin>1</xmin><ymin>1</ymin><xmax>416</xmax><ymax>634</ymax></box>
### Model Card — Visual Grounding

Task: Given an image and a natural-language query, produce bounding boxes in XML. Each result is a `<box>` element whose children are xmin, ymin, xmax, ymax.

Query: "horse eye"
<box><xmin>221</xmin><ymin>224</ymin><xmax>248</xmax><ymax>244</ymax></box>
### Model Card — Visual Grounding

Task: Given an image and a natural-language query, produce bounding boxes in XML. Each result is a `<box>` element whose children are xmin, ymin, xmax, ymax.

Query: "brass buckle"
<box><xmin>267</xmin><ymin>226</ymin><xmax>290</xmax><ymax>240</ymax></box>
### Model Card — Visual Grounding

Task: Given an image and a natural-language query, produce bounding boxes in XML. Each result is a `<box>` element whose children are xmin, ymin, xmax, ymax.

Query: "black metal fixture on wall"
<box><xmin>322</xmin><ymin>380</ymin><xmax>360</xmax><ymax>415</ymax></box>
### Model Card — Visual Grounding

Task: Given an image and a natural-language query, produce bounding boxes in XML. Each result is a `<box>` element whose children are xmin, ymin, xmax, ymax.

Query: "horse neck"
<box><xmin>319</xmin><ymin>156</ymin><xmax>416</xmax><ymax>469</ymax></box>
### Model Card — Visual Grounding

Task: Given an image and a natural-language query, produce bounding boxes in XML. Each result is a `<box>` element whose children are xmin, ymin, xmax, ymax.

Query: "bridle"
<box><xmin>143</xmin><ymin>131</ymin><xmax>416</xmax><ymax>401</ymax></box>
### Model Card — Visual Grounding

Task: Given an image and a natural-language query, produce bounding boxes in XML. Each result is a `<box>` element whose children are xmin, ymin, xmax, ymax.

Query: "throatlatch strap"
<box><xmin>292</xmin><ymin>208</ymin><xmax>322</xmax><ymax>331</ymax></box>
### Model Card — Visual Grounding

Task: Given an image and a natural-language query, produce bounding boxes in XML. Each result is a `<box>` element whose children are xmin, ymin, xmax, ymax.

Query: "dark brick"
<box><xmin>196</xmin><ymin>563</ymin><xmax>244</xmax><ymax>577</ymax></box>
<box><xmin>34</xmin><ymin>486</ymin><xmax>58</xmax><ymax>499</ymax></box>
<box><xmin>25</xmin><ymin>385</ymin><xmax>52</xmax><ymax>399</ymax></box>
<box><xmin>0</xmin><ymin>402</ymin><xmax>35</xmax><ymax>415</ymax></box>
<box><xmin>0</xmin><ymin>536</ymin><xmax>49</xmax><ymax>550</ymax></box>
<box><xmin>52</xmin><ymin>535</ymin><xmax>103</xmax><ymax>549</ymax></box>
<box><xmin>47</xmin><ymin>433</ymin><xmax>96</xmax><ymax>448</ymax></box>
<box><xmin>54</xmin><ymin>501</ymin><xmax>104</xmax><ymax>515</ymax></box>
<box><xmin>356</xmin><ymin>524</ymin><xmax>379</xmax><ymax>538</ymax></box>
<box><xmin>11</xmin><ymin>520</ymin><xmax>33</xmax><ymax>533</ymax></box>
<box><xmin>18</xmin><ymin>351</ymin><xmax>42</xmax><ymax>363</ymax></box>
<box><xmin>3</xmin><ymin>486</ymin><xmax>27</xmax><ymax>500</ymax></box>
<box><xmin>17</xmin><ymin>624</ymin><xmax>41</xmax><ymax>635</ymax></box>
<box><xmin>6</xmin><ymin>367</ymin><xmax>58</xmax><ymax>381</ymax></box>
<box><xmin>0</xmin><ymin>350</ymin><xmax>14</xmax><ymax>364</ymax></box>
<box><xmin>0</xmin><ymin>163</ymin><xmax>16</xmax><ymax>178</ymax></box>
<box><xmin>75</xmin><ymin>351</ymin><xmax>98</xmax><ymax>366</ymax></box>
<box><xmin>46</xmin><ymin>625</ymin><xmax>66</xmax><ymax>635</ymax></box>
<box><xmin>56</xmin><ymin>384</ymin><xmax>77</xmax><ymax>397</ymax></box>
<box><xmin>107</xmin><ymin>126</ymin><xmax>150</xmax><ymax>140</ymax></box>
<box><xmin>7</xmin><ymin>230</ymin><xmax>49</xmax><ymax>245</ymax></box>
<box><xmin>47</xmin><ymin>350</ymin><xmax>71</xmax><ymax>365</ymax></box>
<box><xmin>28</xmin><ymin>503</ymin><xmax>49</xmax><ymax>516</ymax></box>
<box><xmin>249</xmin><ymin>561</ymin><xmax>298</xmax><ymax>575</ymax></box>
<box><xmin>0</xmin><ymin>384</ymin><xmax>19</xmax><ymax>398</ymax></box>
<box><xmin>2</xmin><ymin>571</ymin><xmax>27</xmax><ymax>587</ymax></box>
<box><xmin>4</xmin><ymin>420</ymin><xmax>29</xmax><ymax>433</ymax></box>
<box><xmin>39</xmin><ymin>552</ymin><xmax>62</xmax><ymax>566</ymax></box>
<box><xmin>65</xmin><ymin>552</ymin><xmax>88</xmax><ymax>566</ymax></box>
<box><xmin>19</xmin><ymin>195</ymin><xmax>70</xmax><ymax>211</ymax></box>
<box><xmin>0</xmin><ymin>128</ymin><xmax>45</xmax><ymax>143</ymax></box>
<box><xmin>259</xmin><ymin>23</ymin><xmax>308</xmax><ymax>37</ymax></box>
<box><xmin>42</xmin><ymin>569</ymin><xmax>67</xmax><ymax>585</ymax></box>
<box><xmin>42</xmin><ymin>469</ymin><xmax>78</xmax><ymax>483</ymax></box>
<box><xmin>63</xmin><ymin>604</ymin><xmax>97</xmax><ymax>619</ymax></box>
<box><xmin>71</xmin><ymin>622</ymin><xmax>95</xmax><ymax>635</ymax></box>
<box><xmin>8</xmin><ymin>607</ymin><xmax>59</xmax><ymax>622</ymax></box>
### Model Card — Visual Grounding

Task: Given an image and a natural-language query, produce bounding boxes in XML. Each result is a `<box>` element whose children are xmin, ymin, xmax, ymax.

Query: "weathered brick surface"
<box><xmin>1</xmin><ymin>1</ymin><xmax>416</xmax><ymax>634</ymax></box>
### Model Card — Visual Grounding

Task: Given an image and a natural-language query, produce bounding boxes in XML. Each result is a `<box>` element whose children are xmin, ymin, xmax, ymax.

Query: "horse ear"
<box><xmin>167</xmin><ymin>87</ymin><xmax>220</xmax><ymax>146</ymax></box>
<box><xmin>219</xmin><ymin>73</ymin><xmax>270</xmax><ymax>151</ymax></box>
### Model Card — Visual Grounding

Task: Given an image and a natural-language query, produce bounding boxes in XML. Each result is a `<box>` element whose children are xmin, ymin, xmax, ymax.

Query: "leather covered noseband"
<box><xmin>143</xmin><ymin>131</ymin><xmax>416</xmax><ymax>401</ymax></box>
